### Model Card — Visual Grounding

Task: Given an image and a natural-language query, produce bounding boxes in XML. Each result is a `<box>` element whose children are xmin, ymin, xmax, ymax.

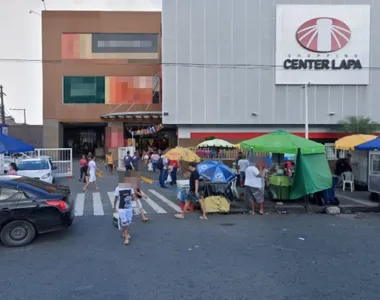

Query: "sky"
<box><xmin>0</xmin><ymin>0</ymin><xmax>162</xmax><ymax>125</ymax></box>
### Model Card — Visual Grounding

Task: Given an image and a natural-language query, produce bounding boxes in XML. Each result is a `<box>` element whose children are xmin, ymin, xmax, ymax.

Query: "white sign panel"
<box><xmin>276</xmin><ymin>5</ymin><xmax>370</xmax><ymax>85</ymax></box>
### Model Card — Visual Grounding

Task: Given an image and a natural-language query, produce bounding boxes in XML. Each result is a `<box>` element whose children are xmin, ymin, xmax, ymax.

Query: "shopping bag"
<box><xmin>166</xmin><ymin>174</ymin><xmax>172</xmax><ymax>184</ymax></box>
<box><xmin>96</xmin><ymin>170</ymin><xmax>103</xmax><ymax>178</ymax></box>
<box><xmin>148</xmin><ymin>162</ymin><xmax>153</xmax><ymax>171</ymax></box>
<box><xmin>113</xmin><ymin>212</ymin><xmax>119</xmax><ymax>229</ymax></box>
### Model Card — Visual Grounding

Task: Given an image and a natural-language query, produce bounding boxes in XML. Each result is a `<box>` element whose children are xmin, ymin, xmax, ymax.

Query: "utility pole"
<box><xmin>10</xmin><ymin>108</ymin><xmax>26</xmax><ymax>124</ymax></box>
<box><xmin>0</xmin><ymin>85</ymin><xmax>6</xmax><ymax>125</ymax></box>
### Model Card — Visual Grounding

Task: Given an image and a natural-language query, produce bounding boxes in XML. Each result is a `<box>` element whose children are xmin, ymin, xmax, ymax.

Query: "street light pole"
<box><xmin>303</xmin><ymin>82</ymin><xmax>311</xmax><ymax>139</ymax></box>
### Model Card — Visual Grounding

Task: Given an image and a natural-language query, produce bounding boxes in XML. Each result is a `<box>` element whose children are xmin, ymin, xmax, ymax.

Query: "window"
<box><xmin>63</xmin><ymin>77</ymin><xmax>105</xmax><ymax>104</ymax></box>
<box><xmin>0</xmin><ymin>187</ymin><xmax>20</xmax><ymax>201</ymax></box>
<box><xmin>92</xmin><ymin>33</ymin><xmax>158</xmax><ymax>53</ymax></box>
<box><xmin>13</xmin><ymin>177</ymin><xmax>58</xmax><ymax>194</ymax></box>
<box><xmin>18</xmin><ymin>160</ymin><xmax>49</xmax><ymax>171</ymax></box>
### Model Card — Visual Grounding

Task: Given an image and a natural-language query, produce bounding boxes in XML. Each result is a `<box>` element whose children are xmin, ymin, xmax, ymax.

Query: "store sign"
<box><xmin>275</xmin><ymin>5</ymin><xmax>370</xmax><ymax>85</ymax></box>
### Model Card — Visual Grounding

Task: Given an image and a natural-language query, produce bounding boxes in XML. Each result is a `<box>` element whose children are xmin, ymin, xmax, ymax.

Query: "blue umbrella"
<box><xmin>355</xmin><ymin>137</ymin><xmax>380</xmax><ymax>150</ymax></box>
<box><xmin>197</xmin><ymin>160</ymin><xmax>235</xmax><ymax>183</ymax></box>
<box><xmin>0</xmin><ymin>133</ymin><xmax>35</xmax><ymax>154</ymax></box>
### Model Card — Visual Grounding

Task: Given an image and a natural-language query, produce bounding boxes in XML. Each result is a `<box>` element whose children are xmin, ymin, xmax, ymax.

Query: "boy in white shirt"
<box><xmin>113</xmin><ymin>183</ymin><xmax>150</xmax><ymax>245</ymax></box>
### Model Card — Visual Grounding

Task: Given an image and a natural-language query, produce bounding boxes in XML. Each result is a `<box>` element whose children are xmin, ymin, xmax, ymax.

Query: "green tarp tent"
<box><xmin>290</xmin><ymin>151</ymin><xmax>333</xmax><ymax>199</ymax></box>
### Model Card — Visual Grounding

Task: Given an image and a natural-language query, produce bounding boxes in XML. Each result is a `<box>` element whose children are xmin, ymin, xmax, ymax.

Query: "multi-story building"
<box><xmin>162</xmin><ymin>0</ymin><xmax>376</xmax><ymax>146</ymax></box>
<box><xmin>42</xmin><ymin>11</ymin><xmax>175</xmax><ymax>156</ymax></box>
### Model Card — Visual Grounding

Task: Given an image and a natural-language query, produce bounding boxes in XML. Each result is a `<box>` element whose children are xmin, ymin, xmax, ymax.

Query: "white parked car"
<box><xmin>16</xmin><ymin>158</ymin><xmax>57</xmax><ymax>184</ymax></box>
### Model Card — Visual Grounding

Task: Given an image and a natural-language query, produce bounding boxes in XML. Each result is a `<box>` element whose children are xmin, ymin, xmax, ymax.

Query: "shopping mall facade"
<box><xmin>162</xmin><ymin>0</ymin><xmax>377</xmax><ymax>146</ymax></box>
<box><xmin>42</xmin><ymin>11</ymin><xmax>176</xmax><ymax>156</ymax></box>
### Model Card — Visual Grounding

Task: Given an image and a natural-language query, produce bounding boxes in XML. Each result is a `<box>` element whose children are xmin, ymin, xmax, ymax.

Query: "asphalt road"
<box><xmin>1</xmin><ymin>212</ymin><xmax>380</xmax><ymax>300</ymax></box>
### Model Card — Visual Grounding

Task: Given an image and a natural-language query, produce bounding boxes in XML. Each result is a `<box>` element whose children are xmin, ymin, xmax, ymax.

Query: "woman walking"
<box><xmin>8</xmin><ymin>163</ymin><xmax>18</xmax><ymax>175</ymax></box>
<box><xmin>83</xmin><ymin>156</ymin><xmax>100</xmax><ymax>192</ymax></box>
<box><xmin>79</xmin><ymin>154</ymin><xmax>88</xmax><ymax>183</ymax></box>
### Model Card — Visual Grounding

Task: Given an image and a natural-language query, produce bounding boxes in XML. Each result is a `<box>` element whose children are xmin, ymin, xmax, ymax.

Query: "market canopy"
<box><xmin>197</xmin><ymin>139</ymin><xmax>236</xmax><ymax>149</ymax></box>
<box><xmin>355</xmin><ymin>137</ymin><xmax>380</xmax><ymax>151</ymax></box>
<box><xmin>0</xmin><ymin>133</ymin><xmax>35</xmax><ymax>154</ymax></box>
<box><xmin>335</xmin><ymin>134</ymin><xmax>377</xmax><ymax>150</ymax></box>
<box><xmin>239</xmin><ymin>130</ymin><xmax>325</xmax><ymax>155</ymax></box>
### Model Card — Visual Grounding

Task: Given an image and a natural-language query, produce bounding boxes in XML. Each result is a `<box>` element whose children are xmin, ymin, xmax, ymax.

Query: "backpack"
<box><xmin>124</xmin><ymin>155</ymin><xmax>132</xmax><ymax>168</ymax></box>
<box><xmin>156</xmin><ymin>157</ymin><xmax>164</xmax><ymax>170</ymax></box>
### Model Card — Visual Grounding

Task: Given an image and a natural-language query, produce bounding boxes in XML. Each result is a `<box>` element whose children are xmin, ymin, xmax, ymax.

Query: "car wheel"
<box><xmin>0</xmin><ymin>220</ymin><xmax>36</xmax><ymax>247</ymax></box>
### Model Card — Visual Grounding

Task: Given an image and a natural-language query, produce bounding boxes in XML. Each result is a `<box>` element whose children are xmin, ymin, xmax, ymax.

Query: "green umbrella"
<box><xmin>240</xmin><ymin>130</ymin><xmax>325</xmax><ymax>155</ymax></box>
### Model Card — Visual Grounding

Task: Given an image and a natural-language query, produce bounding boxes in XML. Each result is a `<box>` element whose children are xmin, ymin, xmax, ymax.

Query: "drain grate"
<box><xmin>220</xmin><ymin>223</ymin><xmax>235</xmax><ymax>227</ymax></box>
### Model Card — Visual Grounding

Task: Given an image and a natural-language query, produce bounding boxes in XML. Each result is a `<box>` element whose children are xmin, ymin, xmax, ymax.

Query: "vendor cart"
<box><xmin>269</xmin><ymin>175</ymin><xmax>292</xmax><ymax>201</ymax></box>
<box><xmin>368</xmin><ymin>151</ymin><xmax>380</xmax><ymax>201</ymax></box>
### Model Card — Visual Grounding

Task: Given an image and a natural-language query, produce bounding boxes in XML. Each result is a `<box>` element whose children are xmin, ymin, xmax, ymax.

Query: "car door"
<box><xmin>0</xmin><ymin>185</ymin><xmax>24</xmax><ymax>225</ymax></box>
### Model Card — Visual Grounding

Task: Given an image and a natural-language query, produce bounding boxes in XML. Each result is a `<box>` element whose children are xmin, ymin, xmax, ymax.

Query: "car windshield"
<box><xmin>18</xmin><ymin>160</ymin><xmax>49</xmax><ymax>170</ymax></box>
<box><xmin>12</xmin><ymin>177</ymin><xmax>57</xmax><ymax>193</ymax></box>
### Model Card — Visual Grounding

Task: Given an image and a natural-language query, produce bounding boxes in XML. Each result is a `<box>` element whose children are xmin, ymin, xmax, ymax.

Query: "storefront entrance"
<box><xmin>63</xmin><ymin>123</ymin><xmax>107</xmax><ymax>157</ymax></box>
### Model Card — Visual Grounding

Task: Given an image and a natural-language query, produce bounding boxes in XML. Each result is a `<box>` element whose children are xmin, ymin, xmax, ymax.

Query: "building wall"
<box><xmin>42</xmin><ymin>11</ymin><xmax>162</xmax><ymax>124</ymax></box>
<box><xmin>162</xmin><ymin>0</ymin><xmax>380</xmax><ymax>125</ymax></box>
<box><xmin>8</xmin><ymin>125</ymin><xmax>44</xmax><ymax>148</ymax></box>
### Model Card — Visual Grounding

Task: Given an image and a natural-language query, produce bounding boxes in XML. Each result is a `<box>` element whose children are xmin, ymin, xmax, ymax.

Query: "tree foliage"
<box><xmin>338</xmin><ymin>116</ymin><xmax>379</xmax><ymax>134</ymax></box>
<box><xmin>204</xmin><ymin>136</ymin><xmax>216</xmax><ymax>141</ymax></box>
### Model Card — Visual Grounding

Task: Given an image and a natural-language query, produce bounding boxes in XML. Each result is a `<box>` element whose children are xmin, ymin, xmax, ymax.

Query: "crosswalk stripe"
<box><xmin>141</xmin><ymin>192</ymin><xmax>167</xmax><ymax>214</ymax></box>
<box><xmin>93</xmin><ymin>192</ymin><xmax>104</xmax><ymax>216</ymax></box>
<box><xmin>148</xmin><ymin>189</ymin><xmax>182</xmax><ymax>212</ymax></box>
<box><xmin>74</xmin><ymin>193</ymin><xmax>85</xmax><ymax>216</ymax></box>
<box><xmin>107</xmin><ymin>192</ymin><xmax>115</xmax><ymax>208</ymax></box>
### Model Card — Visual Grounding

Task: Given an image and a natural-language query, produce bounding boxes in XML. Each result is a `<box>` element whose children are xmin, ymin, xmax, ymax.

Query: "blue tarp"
<box><xmin>355</xmin><ymin>137</ymin><xmax>380</xmax><ymax>151</ymax></box>
<box><xmin>0</xmin><ymin>133</ymin><xmax>35</xmax><ymax>154</ymax></box>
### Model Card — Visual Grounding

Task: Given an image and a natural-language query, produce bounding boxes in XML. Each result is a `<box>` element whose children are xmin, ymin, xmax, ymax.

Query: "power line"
<box><xmin>0</xmin><ymin>57</ymin><xmax>378</xmax><ymax>70</ymax></box>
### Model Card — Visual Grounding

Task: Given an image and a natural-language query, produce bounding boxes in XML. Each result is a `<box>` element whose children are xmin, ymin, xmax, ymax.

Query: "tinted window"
<box><xmin>0</xmin><ymin>187</ymin><xmax>19</xmax><ymax>201</ymax></box>
<box><xmin>18</xmin><ymin>160</ymin><xmax>49</xmax><ymax>170</ymax></box>
<box><xmin>13</xmin><ymin>177</ymin><xmax>57</xmax><ymax>194</ymax></box>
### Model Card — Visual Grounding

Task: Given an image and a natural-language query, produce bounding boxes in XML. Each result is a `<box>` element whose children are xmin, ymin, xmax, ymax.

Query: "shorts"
<box><xmin>245</xmin><ymin>186</ymin><xmax>264</xmax><ymax>204</ymax></box>
<box><xmin>186</xmin><ymin>190</ymin><xmax>202</xmax><ymax>203</ymax></box>
<box><xmin>239</xmin><ymin>171</ymin><xmax>246</xmax><ymax>182</ymax></box>
<box><xmin>125</xmin><ymin>166</ymin><xmax>133</xmax><ymax>171</ymax></box>
<box><xmin>118</xmin><ymin>209</ymin><xmax>133</xmax><ymax>229</ymax></box>
<box><xmin>107</xmin><ymin>164</ymin><xmax>113</xmax><ymax>169</ymax></box>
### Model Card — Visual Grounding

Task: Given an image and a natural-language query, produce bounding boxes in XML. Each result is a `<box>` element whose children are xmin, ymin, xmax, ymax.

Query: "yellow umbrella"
<box><xmin>163</xmin><ymin>147</ymin><xmax>201</xmax><ymax>162</ymax></box>
<box><xmin>235</xmin><ymin>143</ymin><xmax>240</xmax><ymax>149</ymax></box>
<box><xmin>335</xmin><ymin>134</ymin><xmax>377</xmax><ymax>150</ymax></box>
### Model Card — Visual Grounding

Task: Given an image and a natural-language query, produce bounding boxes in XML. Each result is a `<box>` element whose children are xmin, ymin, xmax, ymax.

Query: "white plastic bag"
<box><xmin>166</xmin><ymin>174</ymin><xmax>172</xmax><ymax>183</ymax></box>
<box><xmin>147</xmin><ymin>162</ymin><xmax>153</xmax><ymax>171</ymax></box>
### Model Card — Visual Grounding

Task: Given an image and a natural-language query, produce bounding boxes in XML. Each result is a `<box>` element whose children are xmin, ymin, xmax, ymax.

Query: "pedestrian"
<box><xmin>131</xmin><ymin>151</ymin><xmax>140</xmax><ymax>171</ymax></box>
<box><xmin>175</xmin><ymin>162</ymin><xmax>207</xmax><ymax>220</ymax></box>
<box><xmin>83</xmin><ymin>156</ymin><xmax>100</xmax><ymax>192</ymax></box>
<box><xmin>124</xmin><ymin>151</ymin><xmax>133</xmax><ymax>171</ymax></box>
<box><xmin>8</xmin><ymin>162</ymin><xmax>18</xmax><ymax>175</ymax></box>
<box><xmin>79</xmin><ymin>154</ymin><xmax>87</xmax><ymax>183</ymax></box>
<box><xmin>169</xmin><ymin>159</ymin><xmax>178</xmax><ymax>186</ymax></box>
<box><xmin>113</xmin><ymin>183</ymin><xmax>134</xmax><ymax>245</ymax></box>
<box><xmin>158</xmin><ymin>154</ymin><xmax>169</xmax><ymax>188</ymax></box>
<box><xmin>237</xmin><ymin>155</ymin><xmax>250</xmax><ymax>186</ymax></box>
<box><xmin>150</xmin><ymin>150</ymin><xmax>160</xmax><ymax>172</ymax></box>
<box><xmin>143</xmin><ymin>150</ymin><xmax>149</xmax><ymax>167</ymax></box>
<box><xmin>106</xmin><ymin>152</ymin><xmax>114</xmax><ymax>175</ymax></box>
<box><xmin>244</xmin><ymin>163</ymin><xmax>264</xmax><ymax>215</ymax></box>
<box><xmin>134</xmin><ymin>188</ymin><xmax>150</xmax><ymax>222</ymax></box>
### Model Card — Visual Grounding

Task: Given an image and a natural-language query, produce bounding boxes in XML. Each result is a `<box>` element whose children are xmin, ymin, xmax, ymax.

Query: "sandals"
<box><xmin>199</xmin><ymin>216</ymin><xmax>208</xmax><ymax>220</ymax></box>
<box><xmin>175</xmin><ymin>214</ymin><xmax>184</xmax><ymax>219</ymax></box>
<box><xmin>249</xmin><ymin>210</ymin><xmax>255</xmax><ymax>215</ymax></box>
<box><xmin>124</xmin><ymin>239</ymin><xmax>130</xmax><ymax>245</ymax></box>
<box><xmin>142</xmin><ymin>218</ymin><xmax>150</xmax><ymax>223</ymax></box>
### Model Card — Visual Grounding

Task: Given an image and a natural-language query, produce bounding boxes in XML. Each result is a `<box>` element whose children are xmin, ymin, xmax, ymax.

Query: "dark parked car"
<box><xmin>0</xmin><ymin>175</ymin><xmax>74</xmax><ymax>247</ymax></box>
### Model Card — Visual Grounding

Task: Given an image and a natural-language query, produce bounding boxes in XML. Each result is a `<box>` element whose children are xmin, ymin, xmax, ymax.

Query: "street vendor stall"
<box><xmin>240</xmin><ymin>130</ymin><xmax>332</xmax><ymax>201</ymax></box>
<box><xmin>355</xmin><ymin>137</ymin><xmax>380</xmax><ymax>201</ymax></box>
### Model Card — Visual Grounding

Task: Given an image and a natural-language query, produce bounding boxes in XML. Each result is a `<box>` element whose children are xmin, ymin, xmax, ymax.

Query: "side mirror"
<box><xmin>52</xmin><ymin>166</ymin><xmax>58</xmax><ymax>170</ymax></box>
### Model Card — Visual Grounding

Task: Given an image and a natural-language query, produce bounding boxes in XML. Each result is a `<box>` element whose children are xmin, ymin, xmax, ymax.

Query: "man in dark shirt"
<box><xmin>175</xmin><ymin>162</ymin><xmax>207</xmax><ymax>220</ymax></box>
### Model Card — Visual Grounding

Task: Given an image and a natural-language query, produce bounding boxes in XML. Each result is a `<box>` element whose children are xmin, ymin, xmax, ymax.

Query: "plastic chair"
<box><xmin>342</xmin><ymin>172</ymin><xmax>354</xmax><ymax>192</ymax></box>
